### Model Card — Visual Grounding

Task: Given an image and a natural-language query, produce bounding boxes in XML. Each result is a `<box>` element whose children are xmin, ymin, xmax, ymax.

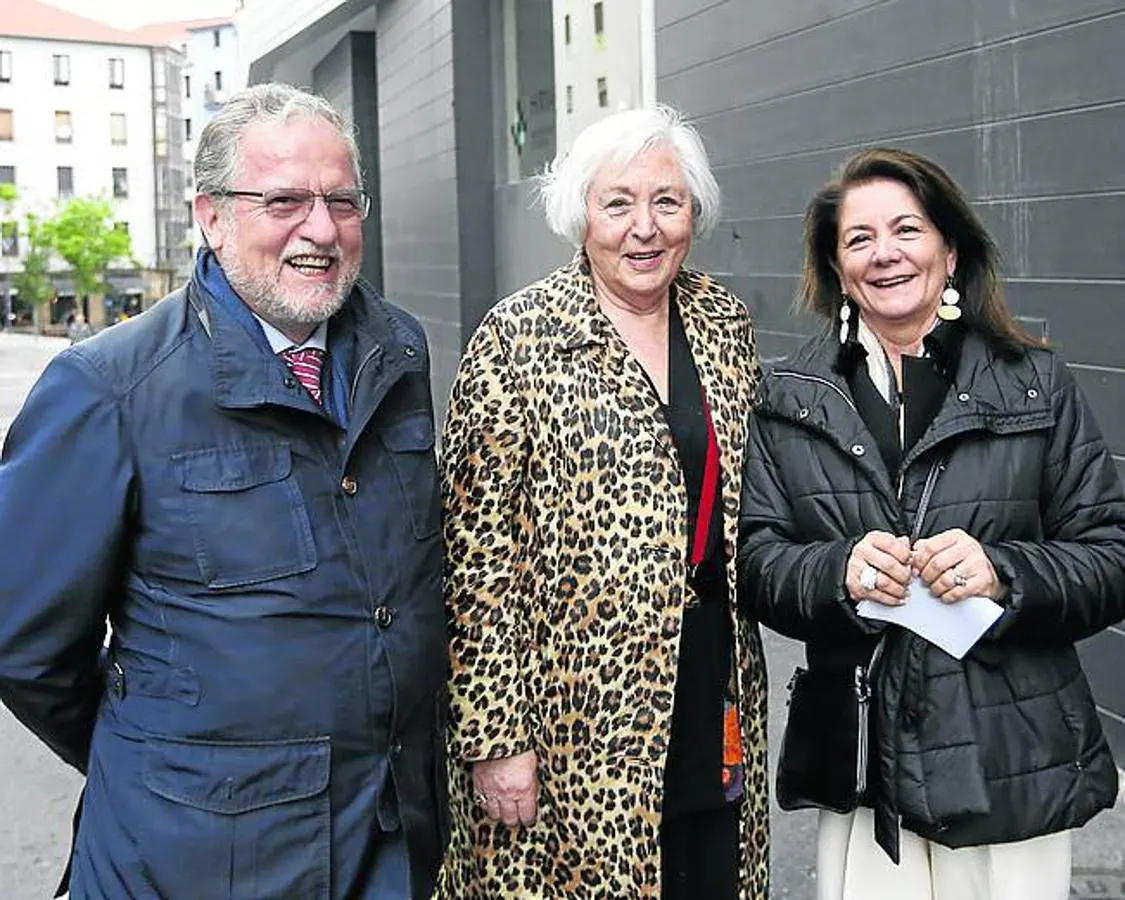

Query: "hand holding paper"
<box><xmin>856</xmin><ymin>576</ymin><xmax>1003</xmax><ymax>659</ymax></box>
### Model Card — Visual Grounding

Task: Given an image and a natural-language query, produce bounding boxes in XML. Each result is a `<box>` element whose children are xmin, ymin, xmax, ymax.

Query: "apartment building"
<box><xmin>134</xmin><ymin>16</ymin><xmax>242</xmax><ymax>267</ymax></box>
<box><xmin>0</xmin><ymin>0</ymin><xmax>190</xmax><ymax>328</ymax></box>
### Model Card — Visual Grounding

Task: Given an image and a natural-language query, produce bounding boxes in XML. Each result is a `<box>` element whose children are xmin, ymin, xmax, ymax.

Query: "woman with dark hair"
<box><xmin>738</xmin><ymin>147</ymin><xmax>1125</xmax><ymax>900</ymax></box>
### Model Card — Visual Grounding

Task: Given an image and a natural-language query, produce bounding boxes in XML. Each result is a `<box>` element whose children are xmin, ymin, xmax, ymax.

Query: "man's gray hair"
<box><xmin>194</xmin><ymin>83</ymin><xmax>363</xmax><ymax>195</ymax></box>
<box><xmin>536</xmin><ymin>105</ymin><xmax>721</xmax><ymax>247</ymax></box>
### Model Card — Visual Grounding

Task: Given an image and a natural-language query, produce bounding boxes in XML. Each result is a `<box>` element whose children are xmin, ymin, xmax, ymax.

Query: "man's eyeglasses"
<box><xmin>214</xmin><ymin>188</ymin><xmax>371</xmax><ymax>222</ymax></box>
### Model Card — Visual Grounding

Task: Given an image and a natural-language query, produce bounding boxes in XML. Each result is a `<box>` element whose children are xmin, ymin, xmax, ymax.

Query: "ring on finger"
<box><xmin>859</xmin><ymin>564</ymin><xmax>878</xmax><ymax>591</ymax></box>
<box><xmin>952</xmin><ymin>571</ymin><xmax>968</xmax><ymax>588</ymax></box>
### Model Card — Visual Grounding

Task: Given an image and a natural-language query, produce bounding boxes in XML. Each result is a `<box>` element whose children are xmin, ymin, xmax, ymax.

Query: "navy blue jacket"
<box><xmin>0</xmin><ymin>274</ymin><xmax>448</xmax><ymax>898</ymax></box>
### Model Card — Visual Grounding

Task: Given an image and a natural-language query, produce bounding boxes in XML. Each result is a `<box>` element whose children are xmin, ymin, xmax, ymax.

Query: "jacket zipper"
<box><xmin>349</xmin><ymin>345</ymin><xmax>385</xmax><ymax>412</ymax></box>
<box><xmin>856</xmin><ymin>455</ymin><xmax>944</xmax><ymax>798</ymax></box>
<box><xmin>770</xmin><ymin>370</ymin><xmax>858</xmax><ymax>413</ymax></box>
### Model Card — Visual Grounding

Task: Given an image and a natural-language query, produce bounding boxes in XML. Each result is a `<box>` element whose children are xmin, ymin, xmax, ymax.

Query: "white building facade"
<box><xmin>182</xmin><ymin>19</ymin><xmax>242</xmax><ymax>259</ymax></box>
<box><xmin>0</xmin><ymin>35</ymin><xmax>157</xmax><ymax>323</ymax></box>
<box><xmin>1</xmin><ymin>0</ymin><xmax>197</xmax><ymax>328</ymax></box>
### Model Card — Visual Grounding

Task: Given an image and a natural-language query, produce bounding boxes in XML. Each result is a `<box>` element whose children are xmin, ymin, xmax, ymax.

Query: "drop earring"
<box><xmin>838</xmin><ymin>295</ymin><xmax>853</xmax><ymax>344</ymax></box>
<box><xmin>938</xmin><ymin>276</ymin><xmax>962</xmax><ymax>321</ymax></box>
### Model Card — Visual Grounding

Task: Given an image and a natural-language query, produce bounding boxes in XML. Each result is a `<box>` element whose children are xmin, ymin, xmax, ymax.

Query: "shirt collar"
<box><xmin>255</xmin><ymin>316</ymin><xmax>329</xmax><ymax>355</ymax></box>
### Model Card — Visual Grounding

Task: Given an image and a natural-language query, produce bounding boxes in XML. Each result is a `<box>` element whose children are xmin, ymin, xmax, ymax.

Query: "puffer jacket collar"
<box><xmin>760</xmin><ymin>325</ymin><xmax>1054</xmax><ymax>483</ymax></box>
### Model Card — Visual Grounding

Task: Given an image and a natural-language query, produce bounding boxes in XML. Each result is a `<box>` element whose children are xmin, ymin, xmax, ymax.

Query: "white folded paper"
<box><xmin>856</xmin><ymin>577</ymin><xmax>1004</xmax><ymax>660</ymax></box>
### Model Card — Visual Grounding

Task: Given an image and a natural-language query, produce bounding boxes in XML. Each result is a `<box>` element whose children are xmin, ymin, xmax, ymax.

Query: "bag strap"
<box><xmin>866</xmin><ymin>454</ymin><xmax>947</xmax><ymax>677</ymax></box>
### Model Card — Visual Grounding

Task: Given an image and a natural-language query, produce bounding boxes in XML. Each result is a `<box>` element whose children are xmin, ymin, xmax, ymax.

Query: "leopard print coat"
<box><xmin>436</xmin><ymin>255</ymin><xmax>769</xmax><ymax>899</ymax></box>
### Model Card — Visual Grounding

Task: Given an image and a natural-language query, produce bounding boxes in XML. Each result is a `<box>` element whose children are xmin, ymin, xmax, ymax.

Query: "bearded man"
<box><xmin>0</xmin><ymin>84</ymin><xmax>447</xmax><ymax>900</ymax></box>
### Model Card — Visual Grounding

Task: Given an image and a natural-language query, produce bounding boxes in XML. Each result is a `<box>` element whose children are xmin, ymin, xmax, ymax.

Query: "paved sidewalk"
<box><xmin>764</xmin><ymin>631</ymin><xmax>1125</xmax><ymax>900</ymax></box>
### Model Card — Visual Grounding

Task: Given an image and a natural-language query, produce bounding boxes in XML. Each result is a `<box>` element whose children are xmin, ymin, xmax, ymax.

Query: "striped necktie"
<box><xmin>279</xmin><ymin>346</ymin><xmax>326</xmax><ymax>405</ymax></box>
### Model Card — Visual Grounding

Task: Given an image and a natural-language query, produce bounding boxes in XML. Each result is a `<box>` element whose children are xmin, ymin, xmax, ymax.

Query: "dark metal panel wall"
<box><xmin>656</xmin><ymin>0</ymin><xmax>1125</xmax><ymax>752</ymax></box>
<box><xmin>313</xmin><ymin>31</ymin><xmax>383</xmax><ymax>292</ymax></box>
<box><xmin>376</xmin><ymin>0</ymin><xmax>461</xmax><ymax>424</ymax></box>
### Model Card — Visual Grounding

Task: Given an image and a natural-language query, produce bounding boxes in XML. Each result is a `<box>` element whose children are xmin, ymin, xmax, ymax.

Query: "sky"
<box><xmin>42</xmin><ymin>0</ymin><xmax>239</xmax><ymax>29</ymax></box>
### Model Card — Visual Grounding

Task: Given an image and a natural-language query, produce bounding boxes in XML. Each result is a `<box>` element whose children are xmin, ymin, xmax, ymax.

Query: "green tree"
<box><xmin>1</xmin><ymin>185</ymin><xmax>56</xmax><ymax>319</ymax></box>
<box><xmin>41</xmin><ymin>196</ymin><xmax>134</xmax><ymax>309</ymax></box>
<box><xmin>11</xmin><ymin>213</ymin><xmax>56</xmax><ymax>310</ymax></box>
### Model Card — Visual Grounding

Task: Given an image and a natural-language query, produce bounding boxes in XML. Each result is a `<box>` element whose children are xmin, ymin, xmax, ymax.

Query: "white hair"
<box><xmin>536</xmin><ymin>105</ymin><xmax>722</xmax><ymax>247</ymax></box>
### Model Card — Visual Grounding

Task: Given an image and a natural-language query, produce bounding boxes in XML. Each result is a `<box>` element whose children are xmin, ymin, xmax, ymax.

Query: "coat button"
<box><xmin>958</xmin><ymin>392</ymin><xmax>970</xmax><ymax>402</ymax></box>
<box><xmin>798</xmin><ymin>407</ymin><xmax>810</xmax><ymax>419</ymax></box>
<box><xmin>375</xmin><ymin>605</ymin><xmax>395</xmax><ymax>627</ymax></box>
<box><xmin>851</xmin><ymin>443</ymin><xmax>866</xmax><ymax>456</ymax></box>
<box><xmin>1026</xmin><ymin>388</ymin><xmax>1039</xmax><ymax>399</ymax></box>
<box><xmin>283</xmin><ymin>374</ymin><xmax>297</xmax><ymax>389</ymax></box>
<box><xmin>341</xmin><ymin>475</ymin><xmax>358</xmax><ymax>496</ymax></box>
<box><xmin>403</xmin><ymin>346</ymin><xmax>417</xmax><ymax>358</ymax></box>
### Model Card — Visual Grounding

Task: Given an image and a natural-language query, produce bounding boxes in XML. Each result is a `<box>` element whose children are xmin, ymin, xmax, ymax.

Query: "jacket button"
<box><xmin>403</xmin><ymin>346</ymin><xmax>417</xmax><ymax>358</ymax></box>
<box><xmin>341</xmin><ymin>475</ymin><xmax>358</xmax><ymax>496</ymax></box>
<box><xmin>1026</xmin><ymin>388</ymin><xmax>1039</xmax><ymax>399</ymax></box>
<box><xmin>283</xmin><ymin>374</ymin><xmax>297</xmax><ymax>389</ymax></box>
<box><xmin>958</xmin><ymin>392</ymin><xmax>970</xmax><ymax>402</ymax></box>
<box><xmin>375</xmin><ymin>605</ymin><xmax>395</xmax><ymax>627</ymax></box>
<box><xmin>851</xmin><ymin>443</ymin><xmax>865</xmax><ymax>456</ymax></box>
<box><xmin>798</xmin><ymin>407</ymin><xmax>810</xmax><ymax>419</ymax></box>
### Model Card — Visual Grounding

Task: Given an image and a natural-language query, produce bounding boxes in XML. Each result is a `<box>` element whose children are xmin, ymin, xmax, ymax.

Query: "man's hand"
<box><xmin>472</xmin><ymin>749</ymin><xmax>539</xmax><ymax>826</ymax></box>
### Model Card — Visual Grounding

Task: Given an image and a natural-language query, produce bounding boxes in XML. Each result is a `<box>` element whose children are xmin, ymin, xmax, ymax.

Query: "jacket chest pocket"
<box><xmin>140</xmin><ymin>735</ymin><xmax>331</xmax><ymax>899</ymax></box>
<box><xmin>174</xmin><ymin>443</ymin><xmax>317</xmax><ymax>590</ymax></box>
<box><xmin>379</xmin><ymin>414</ymin><xmax>440</xmax><ymax>539</ymax></box>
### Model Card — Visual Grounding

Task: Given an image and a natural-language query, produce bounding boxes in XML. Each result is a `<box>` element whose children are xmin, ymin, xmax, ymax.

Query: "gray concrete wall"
<box><xmin>656</xmin><ymin>0</ymin><xmax>1125</xmax><ymax>754</ymax></box>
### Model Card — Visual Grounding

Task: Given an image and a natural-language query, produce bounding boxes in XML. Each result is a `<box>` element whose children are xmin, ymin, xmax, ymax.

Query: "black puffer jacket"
<box><xmin>738</xmin><ymin>326</ymin><xmax>1125</xmax><ymax>859</ymax></box>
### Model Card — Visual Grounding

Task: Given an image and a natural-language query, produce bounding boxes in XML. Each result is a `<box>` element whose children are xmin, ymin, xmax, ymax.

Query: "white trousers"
<box><xmin>817</xmin><ymin>807</ymin><xmax>1072</xmax><ymax>900</ymax></box>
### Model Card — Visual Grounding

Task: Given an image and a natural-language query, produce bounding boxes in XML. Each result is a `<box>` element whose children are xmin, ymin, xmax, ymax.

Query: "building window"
<box><xmin>53</xmin><ymin>54</ymin><xmax>70</xmax><ymax>85</ymax></box>
<box><xmin>109</xmin><ymin>57</ymin><xmax>125</xmax><ymax>89</ymax></box>
<box><xmin>597</xmin><ymin>76</ymin><xmax>608</xmax><ymax>108</ymax></box>
<box><xmin>110</xmin><ymin>113</ymin><xmax>127</xmax><ymax>145</ymax></box>
<box><xmin>566</xmin><ymin>85</ymin><xmax>574</xmax><ymax>114</ymax></box>
<box><xmin>185</xmin><ymin>117</ymin><xmax>192</xmax><ymax>141</ymax></box>
<box><xmin>213</xmin><ymin>29</ymin><xmax>221</xmax><ymax>48</ymax></box>
<box><xmin>184</xmin><ymin>74</ymin><xmax>191</xmax><ymax>98</ymax></box>
<box><xmin>593</xmin><ymin>2</ymin><xmax>605</xmax><ymax>48</ymax></box>
<box><xmin>114</xmin><ymin>221</ymin><xmax>129</xmax><ymax>235</ymax></box>
<box><xmin>0</xmin><ymin>109</ymin><xmax>12</xmax><ymax>141</ymax></box>
<box><xmin>564</xmin><ymin>15</ymin><xmax>571</xmax><ymax>45</ymax></box>
<box><xmin>55</xmin><ymin>111</ymin><xmax>73</xmax><ymax>143</ymax></box>
<box><xmin>1</xmin><ymin>222</ymin><xmax>17</xmax><ymax>257</ymax></box>
<box><xmin>112</xmin><ymin>167</ymin><xmax>128</xmax><ymax>198</ymax></box>
<box><xmin>0</xmin><ymin>50</ymin><xmax>12</xmax><ymax>83</ymax></box>
<box><xmin>0</xmin><ymin>166</ymin><xmax>13</xmax><ymax>184</ymax></box>
<box><xmin>57</xmin><ymin>166</ymin><xmax>73</xmax><ymax>197</ymax></box>
<box><xmin>214</xmin><ymin>70</ymin><xmax>223</xmax><ymax>91</ymax></box>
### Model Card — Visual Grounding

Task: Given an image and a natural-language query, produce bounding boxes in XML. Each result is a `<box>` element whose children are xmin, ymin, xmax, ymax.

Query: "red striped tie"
<box><xmin>279</xmin><ymin>346</ymin><xmax>326</xmax><ymax>405</ymax></box>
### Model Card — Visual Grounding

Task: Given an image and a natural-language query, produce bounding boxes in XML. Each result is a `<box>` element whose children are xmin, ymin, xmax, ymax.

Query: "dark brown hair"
<box><xmin>799</xmin><ymin>147</ymin><xmax>1039</xmax><ymax>355</ymax></box>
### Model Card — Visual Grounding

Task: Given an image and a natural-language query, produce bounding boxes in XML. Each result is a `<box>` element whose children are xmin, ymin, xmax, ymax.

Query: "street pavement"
<box><xmin>0</xmin><ymin>330</ymin><xmax>1122</xmax><ymax>899</ymax></box>
<box><xmin>0</xmin><ymin>332</ymin><xmax>85</xmax><ymax>900</ymax></box>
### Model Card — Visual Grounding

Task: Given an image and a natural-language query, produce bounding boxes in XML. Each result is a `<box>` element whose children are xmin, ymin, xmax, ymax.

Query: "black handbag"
<box><xmin>775</xmin><ymin>640</ymin><xmax>883</xmax><ymax>813</ymax></box>
<box><xmin>775</xmin><ymin>457</ymin><xmax>945</xmax><ymax>814</ymax></box>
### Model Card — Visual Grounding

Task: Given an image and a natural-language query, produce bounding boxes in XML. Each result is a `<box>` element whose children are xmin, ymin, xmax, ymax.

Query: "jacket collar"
<box><xmin>552</xmin><ymin>250</ymin><xmax>745</xmax><ymax>352</ymax></box>
<box><xmin>189</xmin><ymin>267</ymin><xmax>421</xmax><ymax>424</ymax></box>
<box><xmin>761</xmin><ymin>325</ymin><xmax>1053</xmax><ymax>472</ymax></box>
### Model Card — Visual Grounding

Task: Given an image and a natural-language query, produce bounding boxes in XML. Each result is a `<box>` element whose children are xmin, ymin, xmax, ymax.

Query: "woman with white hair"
<box><xmin>436</xmin><ymin>106</ymin><xmax>770</xmax><ymax>898</ymax></box>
